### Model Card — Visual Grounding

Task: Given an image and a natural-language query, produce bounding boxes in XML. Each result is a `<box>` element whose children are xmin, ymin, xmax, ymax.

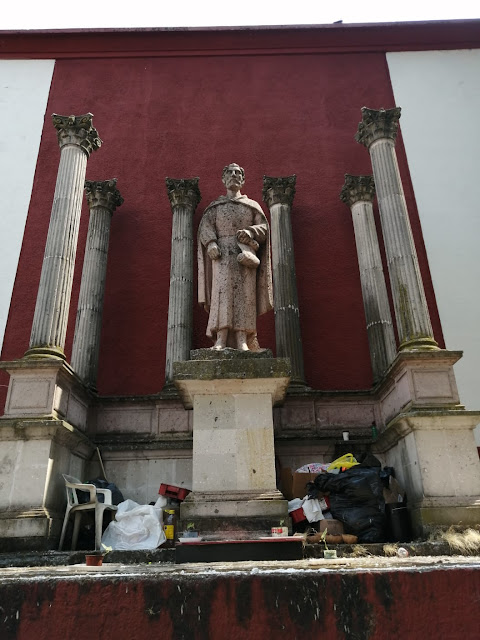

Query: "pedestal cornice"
<box><xmin>173</xmin><ymin>352</ymin><xmax>291</xmax><ymax>409</ymax></box>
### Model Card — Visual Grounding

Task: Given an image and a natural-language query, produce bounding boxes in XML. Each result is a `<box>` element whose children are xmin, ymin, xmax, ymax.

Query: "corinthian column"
<box><xmin>25</xmin><ymin>113</ymin><xmax>102</xmax><ymax>359</ymax></box>
<box><xmin>71</xmin><ymin>179</ymin><xmax>123</xmax><ymax>389</ymax></box>
<box><xmin>164</xmin><ymin>178</ymin><xmax>201</xmax><ymax>385</ymax></box>
<box><xmin>355</xmin><ymin>107</ymin><xmax>438</xmax><ymax>351</ymax></box>
<box><xmin>263</xmin><ymin>175</ymin><xmax>305</xmax><ymax>386</ymax></box>
<box><xmin>340</xmin><ymin>174</ymin><xmax>397</xmax><ymax>381</ymax></box>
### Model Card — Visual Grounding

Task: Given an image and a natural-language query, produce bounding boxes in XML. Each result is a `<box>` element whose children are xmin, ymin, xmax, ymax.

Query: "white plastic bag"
<box><xmin>302</xmin><ymin>497</ymin><xmax>325</xmax><ymax>523</ymax></box>
<box><xmin>101</xmin><ymin>498</ymin><xmax>167</xmax><ymax>550</ymax></box>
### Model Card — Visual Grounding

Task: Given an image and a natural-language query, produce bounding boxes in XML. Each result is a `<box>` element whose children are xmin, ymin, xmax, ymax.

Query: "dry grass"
<box><xmin>383</xmin><ymin>543</ymin><xmax>399</xmax><ymax>557</ymax></box>
<box><xmin>439</xmin><ymin>527</ymin><xmax>480</xmax><ymax>554</ymax></box>
<box><xmin>349</xmin><ymin>545</ymin><xmax>370</xmax><ymax>557</ymax></box>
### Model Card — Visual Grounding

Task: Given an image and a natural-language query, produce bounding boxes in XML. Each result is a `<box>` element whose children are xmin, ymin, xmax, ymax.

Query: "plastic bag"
<box><xmin>295</xmin><ymin>463</ymin><xmax>329</xmax><ymax>474</ymax></box>
<box><xmin>308</xmin><ymin>466</ymin><xmax>385</xmax><ymax>543</ymax></box>
<box><xmin>327</xmin><ymin>453</ymin><xmax>359</xmax><ymax>472</ymax></box>
<box><xmin>302</xmin><ymin>498</ymin><xmax>325</xmax><ymax>523</ymax></box>
<box><xmin>101</xmin><ymin>498</ymin><xmax>166</xmax><ymax>550</ymax></box>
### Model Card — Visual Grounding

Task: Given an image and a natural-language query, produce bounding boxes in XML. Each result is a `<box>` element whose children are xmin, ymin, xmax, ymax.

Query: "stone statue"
<box><xmin>198</xmin><ymin>163</ymin><xmax>273</xmax><ymax>350</ymax></box>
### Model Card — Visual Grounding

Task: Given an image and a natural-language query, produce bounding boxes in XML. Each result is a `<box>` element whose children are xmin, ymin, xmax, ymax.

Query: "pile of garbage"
<box><xmin>286</xmin><ymin>453</ymin><xmax>410</xmax><ymax>544</ymax></box>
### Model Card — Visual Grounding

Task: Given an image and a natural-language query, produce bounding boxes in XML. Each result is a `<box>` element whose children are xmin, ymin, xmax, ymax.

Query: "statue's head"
<box><xmin>222</xmin><ymin>163</ymin><xmax>245</xmax><ymax>191</ymax></box>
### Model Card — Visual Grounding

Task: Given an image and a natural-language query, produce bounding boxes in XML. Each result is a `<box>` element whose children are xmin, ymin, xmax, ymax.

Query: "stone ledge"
<box><xmin>173</xmin><ymin>356</ymin><xmax>290</xmax><ymax>381</ymax></box>
<box><xmin>190</xmin><ymin>347</ymin><xmax>274</xmax><ymax>361</ymax></box>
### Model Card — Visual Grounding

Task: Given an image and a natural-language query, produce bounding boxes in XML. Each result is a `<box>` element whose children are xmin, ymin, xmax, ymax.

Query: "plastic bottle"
<box><xmin>163</xmin><ymin>509</ymin><xmax>176</xmax><ymax>547</ymax></box>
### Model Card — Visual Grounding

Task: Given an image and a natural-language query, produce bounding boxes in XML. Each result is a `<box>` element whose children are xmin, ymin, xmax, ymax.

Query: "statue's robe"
<box><xmin>198</xmin><ymin>195</ymin><xmax>273</xmax><ymax>350</ymax></box>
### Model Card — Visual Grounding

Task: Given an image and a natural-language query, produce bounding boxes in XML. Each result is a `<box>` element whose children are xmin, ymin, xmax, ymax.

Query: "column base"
<box><xmin>23</xmin><ymin>346</ymin><xmax>66</xmax><ymax>360</ymax></box>
<box><xmin>399</xmin><ymin>336</ymin><xmax>439</xmax><ymax>351</ymax></box>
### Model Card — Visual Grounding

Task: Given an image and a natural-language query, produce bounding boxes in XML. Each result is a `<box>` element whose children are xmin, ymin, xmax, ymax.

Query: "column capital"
<box><xmin>262</xmin><ymin>175</ymin><xmax>297</xmax><ymax>208</ymax></box>
<box><xmin>52</xmin><ymin>113</ymin><xmax>102</xmax><ymax>157</ymax></box>
<box><xmin>85</xmin><ymin>179</ymin><xmax>124</xmax><ymax>213</ymax></box>
<box><xmin>166</xmin><ymin>177</ymin><xmax>201</xmax><ymax>210</ymax></box>
<box><xmin>355</xmin><ymin>107</ymin><xmax>401</xmax><ymax>149</ymax></box>
<box><xmin>340</xmin><ymin>174</ymin><xmax>376</xmax><ymax>207</ymax></box>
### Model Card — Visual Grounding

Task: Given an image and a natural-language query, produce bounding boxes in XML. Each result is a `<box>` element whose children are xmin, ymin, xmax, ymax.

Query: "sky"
<box><xmin>1</xmin><ymin>0</ymin><xmax>479</xmax><ymax>30</ymax></box>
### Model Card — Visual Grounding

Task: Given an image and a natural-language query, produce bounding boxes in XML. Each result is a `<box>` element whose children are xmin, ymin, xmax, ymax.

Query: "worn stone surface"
<box><xmin>25</xmin><ymin>113</ymin><xmax>101</xmax><ymax>359</ymax></box>
<box><xmin>71</xmin><ymin>179</ymin><xmax>122</xmax><ymax>388</ymax></box>
<box><xmin>164</xmin><ymin>178</ymin><xmax>201</xmax><ymax>384</ymax></box>
<box><xmin>198</xmin><ymin>163</ymin><xmax>273</xmax><ymax>351</ymax></box>
<box><xmin>190</xmin><ymin>347</ymin><xmax>273</xmax><ymax>361</ymax></box>
<box><xmin>355</xmin><ymin>106</ymin><xmax>438</xmax><ymax>351</ymax></box>
<box><xmin>263</xmin><ymin>175</ymin><xmax>306</xmax><ymax>386</ymax></box>
<box><xmin>174</xmin><ymin>355</ymin><xmax>290</xmax><ymax>382</ymax></box>
<box><xmin>341</xmin><ymin>174</ymin><xmax>397</xmax><ymax>381</ymax></box>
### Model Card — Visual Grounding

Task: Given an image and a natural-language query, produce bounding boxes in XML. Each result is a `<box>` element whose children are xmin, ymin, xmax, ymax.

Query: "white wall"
<box><xmin>0</xmin><ymin>59</ymin><xmax>54</xmax><ymax>353</ymax></box>
<box><xmin>387</xmin><ymin>49</ymin><xmax>480</xmax><ymax>444</ymax></box>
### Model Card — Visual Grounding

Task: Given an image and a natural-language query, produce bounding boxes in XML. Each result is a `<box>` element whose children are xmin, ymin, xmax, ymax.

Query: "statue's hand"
<box><xmin>207</xmin><ymin>241</ymin><xmax>221</xmax><ymax>260</ymax></box>
<box><xmin>236</xmin><ymin>229</ymin><xmax>253</xmax><ymax>245</ymax></box>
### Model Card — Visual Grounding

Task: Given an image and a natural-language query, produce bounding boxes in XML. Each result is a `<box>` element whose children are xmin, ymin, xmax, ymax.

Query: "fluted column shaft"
<box><xmin>26</xmin><ymin>114</ymin><xmax>102</xmax><ymax>359</ymax></box>
<box><xmin>341</xmin><ymin>175</ymin><xmax>397</xmax><ymax>381</ymax></box>
<box><xmin>356</xmin><ymin>107</ymin><xmax>438</xmax><ymax>351</ymax></box>
<box><xmin>263</xmin><ymin>175</ymin><xmax>305</xmax><ymax>386</ymax></box>
<box><xmin>71</xmin><ymin>180</ymin><xmax>123</xmax><ymax>388</ymax></box>
<box><xmin>164</xmin><ymin>178</ymin><xmax>201</xmax><ymax>384</ymax></box>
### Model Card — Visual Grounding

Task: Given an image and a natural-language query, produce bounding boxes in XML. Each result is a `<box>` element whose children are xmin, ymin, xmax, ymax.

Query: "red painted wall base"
<box><xmin>1</xmin><ymin>564</ymin><xmax>478</xmax><ymax>639</ymax></box>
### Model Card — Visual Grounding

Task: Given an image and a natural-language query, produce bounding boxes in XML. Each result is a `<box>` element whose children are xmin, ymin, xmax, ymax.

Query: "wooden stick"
<box><xmin>96</xmin><ymin>447</ymin><xmax>107</xmax><ymax>481</ymax></box>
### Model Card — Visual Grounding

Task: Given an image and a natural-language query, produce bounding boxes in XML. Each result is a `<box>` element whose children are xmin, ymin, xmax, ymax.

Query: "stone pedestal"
<box><xmin>375</xmin><ymin>349</ymin><xmax>480</xmax><ymax>535</ymax></box>
<box><xmin>0</xmin><ymin>359</ymin><xmax>95</xmax><ymax>550</ymax></box>
<box><xmin>376</xmin><ymin>410</ymin><xmax>480</xmax><ymax>536</ymax></box>
<box><xmin>174</xmin><ymin>349</ymin><xmax>290</xmax><ymax>538</ymax></box>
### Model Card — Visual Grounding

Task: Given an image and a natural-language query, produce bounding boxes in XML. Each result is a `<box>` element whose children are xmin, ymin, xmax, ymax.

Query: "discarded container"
<box><xmin>158</xmin><ymin>484</ymin><xmax>191</xmax><ymax>501</ymax></box>
<box><xmin>386</xmin><ymin>504</ymin><xmax>412</xmax><ymax>542</ymax></box>
<box><xmin>85</xmin><ymin>554</ymin><xmax>103</xmax><ymax>566</ymax></box>
<box><xmin>163</xmin><ymin>509</ymin><xmax>177</xmax><ymax>547</ymax></box>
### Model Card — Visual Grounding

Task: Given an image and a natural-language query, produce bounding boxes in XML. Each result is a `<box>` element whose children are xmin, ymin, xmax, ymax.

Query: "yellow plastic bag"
<box><xmin>327</xmin><ymin>453</ymin><xmax>359</xmax><ymax>472</ymax></box>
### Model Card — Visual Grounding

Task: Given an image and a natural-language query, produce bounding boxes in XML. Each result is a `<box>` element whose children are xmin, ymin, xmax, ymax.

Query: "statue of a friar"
<box><xmin>198</xmin><ymin>163</ymin><xmax>273</xmax><ymax>351</ymax></box>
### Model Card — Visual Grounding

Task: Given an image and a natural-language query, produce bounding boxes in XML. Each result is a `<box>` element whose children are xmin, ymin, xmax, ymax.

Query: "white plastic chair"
<box><xmin>58</xmin><ymin>474</ymin><xmax>118</xmax><ymax>551</ymax></box>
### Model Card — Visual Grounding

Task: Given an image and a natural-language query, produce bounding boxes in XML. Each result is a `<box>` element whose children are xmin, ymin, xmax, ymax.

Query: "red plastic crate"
<box><xmin>158</xmin><ymin>483</ymin><xmax>191</xmax><ymax>501</ymax></box>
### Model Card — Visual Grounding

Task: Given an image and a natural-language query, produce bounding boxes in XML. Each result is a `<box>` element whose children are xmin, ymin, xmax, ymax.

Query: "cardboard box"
<box><xmin>281</xmin><ymin>468</ymin><xmax>318</xmax><ymax>500</ymax></box>
<box><xmin>319</xmin><ymin>519</ymin><xmax>344</xmax><ymax>535</ymax></box>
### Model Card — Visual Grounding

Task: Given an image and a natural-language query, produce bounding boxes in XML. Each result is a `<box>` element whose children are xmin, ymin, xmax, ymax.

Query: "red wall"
<box><xmin>1</xmin><ymin>39</ymin><xmax>443</xmax><ymax>396</ymax></box>
<box><xmin>1</xmin><ymin>566</ymin><xmax>478</xmax><ymax>640</ymax></box>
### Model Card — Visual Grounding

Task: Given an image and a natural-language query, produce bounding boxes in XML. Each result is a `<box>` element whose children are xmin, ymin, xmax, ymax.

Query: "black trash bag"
<box><xmin>379</xmin><ymin>466</ymin><xmax>396</xmax><ymax>489</ymax></box>
<box><xmin>77</xmin><ymin>478</ymin><xmax>124</xmax><ymax>505</ymax></box>
<box><xmin>307</xmin><ymin>467</ymin><xmax>386</xmax><ymax>543</ymax></box>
